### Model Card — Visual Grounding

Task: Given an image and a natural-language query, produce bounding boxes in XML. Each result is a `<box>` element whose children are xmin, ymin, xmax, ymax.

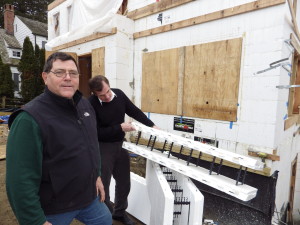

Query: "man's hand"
<box><xmin>152</xmin><ymin>125</ymin><xmax>160</xmax><ymax>130</ymax></box>
<box><xmin>121</xmin><ymin>122</ymin><xmax>136</xmax><ymax>132</ymax></box>
<box><xmin>43</xmin><ymin>222</ymin><xmax>52</xmax><ymax>225</ymax></box>
<box><xmin>96</xmin><ymin>177</ymin><xmax>105</xmax><ymax>202</ymax></box>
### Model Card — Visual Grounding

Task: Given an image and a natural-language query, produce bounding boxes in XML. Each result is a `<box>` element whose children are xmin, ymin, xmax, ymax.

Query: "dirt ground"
<box><xmin>0</xmin><ymin>157</ymin><xmax>145</xmax><ymax>225</ymax></box>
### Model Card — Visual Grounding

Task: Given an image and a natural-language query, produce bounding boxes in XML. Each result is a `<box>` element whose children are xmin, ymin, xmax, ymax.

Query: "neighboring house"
<box><xmin>0</xmin><ymin>29</ymin><xmax>22</xmax><ymax>96</ymax></box>
<box><xmin>46</xmin><ymin>0</ymin><xmax>300</xmax><ymax>224</ymax></box>
<box><xmin>14</xmin><ymin>15</ymin><xmax>48</xmax><ymax>50</ymax></box>
<box><xmin>0</xmin><ymin>4</ymin><xmax>47</xmax><ymax>97</ymax></box>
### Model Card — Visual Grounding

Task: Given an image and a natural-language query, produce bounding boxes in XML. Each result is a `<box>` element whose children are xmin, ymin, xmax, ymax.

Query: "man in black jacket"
<box><xmin>89</xmin><ymin>75</ymin><xmax>158</xmax><ymax>225</ymax></box>
<box><xmin>6</xmin><ymin>53</ymin><xmax>112</xmax><ymax>225</ymax></box>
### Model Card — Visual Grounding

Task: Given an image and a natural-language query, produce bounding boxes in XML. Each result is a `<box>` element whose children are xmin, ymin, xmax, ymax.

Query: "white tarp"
<box><xmin>46</xmin><ymin>0</ymin><xmax>123</xmax><ymax>50</ymax></box>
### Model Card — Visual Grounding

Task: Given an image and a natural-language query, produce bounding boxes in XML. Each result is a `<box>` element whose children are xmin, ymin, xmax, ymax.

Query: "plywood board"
<box><xmin>183</xmin><ymin>38</ymin><xmax>242</xmax><ymax>121</ymax></box>
<box><xmin>92</xmin><ymin>47</ymin><xmax>105</xmax><ymax>77</ymax></box>
<box><xmin>142</xmin><ymin>48</ymin><xmax>180</xmax><ymax>115</ymax></box>
<box><xmin>293</xmin><ymin>61</ymin><xmax>300</xmax><ymax>114</ymax></box>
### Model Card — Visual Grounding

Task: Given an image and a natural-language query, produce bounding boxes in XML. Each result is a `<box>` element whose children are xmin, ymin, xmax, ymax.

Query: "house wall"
<box><xmin>47</xmin><ymin>0</ymin><xmax>300</xmax><ymax>223</ymax></box>
<box><xmin>7</xmin><ymin>47</ymin><xmax>21</xmax><ymax>59</ymax></box>
<box><xmin>47</xmin><ymin>0</ymin><xmax>72</xmax><ymax>41</ymax></box>
<box><xmin>14</xmin><ymin>16</ymin><xmax>47</xmax><ymax>49</ymax></box>
<box><xmin>35</xmin><ymin>35</ymin><xmax>47</xmax><ymax>49</ymax></box>
<box><xmin>14</xmin><ymin>17</ymin><xmax>32</xmax><ymax>46</ymax></box>
<box><xmin>49</xmin><ymin>7</ymin><xmax>135</xmax><ymax>98</ymax></box>
<box><xmin>129</xmin><ymin>0</ymin><xmax>300</xmax><ymax>222</ymax></box>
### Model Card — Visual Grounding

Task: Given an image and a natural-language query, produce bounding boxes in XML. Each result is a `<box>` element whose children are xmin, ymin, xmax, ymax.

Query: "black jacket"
<box><xmin>89</xmin><ymin>88</ymin><xmax>154</xmax><ymax>142</ymax></box>
<box><xmin>9</xmin><ymin>87</ymin><xmax>101</xmax><ymax>214</ymax></box>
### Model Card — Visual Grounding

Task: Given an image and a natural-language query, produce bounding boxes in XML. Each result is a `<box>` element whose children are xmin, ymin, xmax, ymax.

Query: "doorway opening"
<box><xmin>78</xmin><ymin>55</ymin><xmax>92</xmax><ymax>98</ymax></box>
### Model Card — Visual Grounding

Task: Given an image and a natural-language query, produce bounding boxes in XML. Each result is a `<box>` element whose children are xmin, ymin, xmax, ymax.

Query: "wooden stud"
<box><xmin>248</xmin><ymin>151</ymin><xmax>280</xmax><ymax>161</ymax></box>
<box><xmin>133</xmin><ymin>0</ymin><xmax>286</xmax><ymax>39</ymax></box>
<box><xmin>51</xmin><ymin>28</ymin><xmax>117</xmax><ymax>51</ymax></box>
<box><xmin>285</xmin><ymin>114</ymin><xmax>300</xmax><ymax>130</ymax></box>
<box><xmin>290</xmin><ymin>33</ymin><xmax>300</xmax><ymax>54</ymax></box>
<box><xmin>92</xmin><ymin>47</ymin><xmax>105</xmax><ymax>77</ymax></box>
<box><xmin>48</xmin><ymin>0</ymin><xmax>67</xmax><ymax>11</ymax></box>
<box><xmin>287</xmin><ymin>0</ymin><xmax>300</xmax><ymax>42</ymax></box>
<box><xmin>127</xmin><ymin>0</ymin><xmax>195</xmax><ymax>20</ymax></box>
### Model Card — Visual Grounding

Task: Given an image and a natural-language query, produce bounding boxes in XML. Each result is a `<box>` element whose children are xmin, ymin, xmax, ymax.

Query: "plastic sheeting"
<box><xmin>46</xmin><ymin>0</ymin><xmax>123</xmax><ymax>50</ymax></box>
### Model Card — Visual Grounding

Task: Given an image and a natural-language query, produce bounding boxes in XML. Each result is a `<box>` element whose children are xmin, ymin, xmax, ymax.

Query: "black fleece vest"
<box><xmin>9</xmin><ymin>88</ymin><xmax>100</xmax><ymax>214</ymax></box>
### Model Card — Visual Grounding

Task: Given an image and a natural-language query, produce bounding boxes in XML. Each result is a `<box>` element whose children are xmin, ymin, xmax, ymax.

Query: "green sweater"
<box><xmin>6</xmin><ymin>111</ymin><xmax>46</xmax><ymax>225</ymax></box>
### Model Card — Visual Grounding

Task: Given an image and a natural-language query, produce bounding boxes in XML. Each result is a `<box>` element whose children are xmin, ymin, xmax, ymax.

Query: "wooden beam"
<box><xmin>285</xmin><ymin>114</ymin><xmax>300</xmax><ymax>130</ymax></box>
<box><xmin>48</xmin><ymin>0</ymin><xmax>67</xmax><ymax>11</ymax></box>
<box><xmin>134</xmin><ymin>0</ymin><xmax>286</xmax><ymax>39</ymax></box>
<box><xmin>290</xmin><ymin>33</ymin><xmax>300</xmax><ymax>54</ymax></box>
<box><xmin>127</xmin><ymin>0</ymin><xmax>196</xmax><ymax>20</ymax></box>
<box><xmin>130</xmin><ymin>136</ymin><xmax>271</xmax><ymax>176</ymax></box>
<box><xmin>52</xmin><ymin>28</ymin><xmax>117</xmax><ymax>51</ymax></box>
<box><xmin>287</xmin><ymin>0</ymin><xmax>300</xmax><ymax>41</ymax></box>
<box><xmin>248</xmin><ymin>150</ymin><xmax>280</xmax><ymax>161</ymax></box>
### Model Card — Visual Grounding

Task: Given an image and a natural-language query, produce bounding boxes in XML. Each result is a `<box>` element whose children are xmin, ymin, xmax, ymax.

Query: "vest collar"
<box><xmin>44</xmin><ymin>86</ymin><xmax>82</xmax><ymax>106</ymax></box>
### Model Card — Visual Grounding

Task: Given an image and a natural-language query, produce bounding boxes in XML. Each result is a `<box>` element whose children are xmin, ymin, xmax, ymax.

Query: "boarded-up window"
<box><xmin>142</xmin><ymin>48</ymin><xmax>180</xmax><ymax>115</ymax></box>
<box><xmin>183</xmin><ymin>38</ymin><xmax>242</xmax><ymax>121</ymax></box>
<box><xmin>92</xmin><ymin>47</ymin><xmax>105</xmax><ymax>77</ymax></box>
<box><xmin>141</xmin><ymin>38</ymin><xmax>242</xmax><ymax>121</ymax></box>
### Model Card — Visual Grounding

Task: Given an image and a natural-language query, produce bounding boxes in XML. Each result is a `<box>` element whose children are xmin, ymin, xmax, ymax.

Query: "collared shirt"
<box><xmin>98</xmin><ymin>90</ymin><xmax>117</xmax><ymax>105</ymax></box>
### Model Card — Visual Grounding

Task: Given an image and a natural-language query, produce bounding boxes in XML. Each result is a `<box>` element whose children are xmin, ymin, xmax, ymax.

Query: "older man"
<box><xmin>6</xmin><ymin>52</ymin><xmax>112</xmax><ymax>225</ymax></box>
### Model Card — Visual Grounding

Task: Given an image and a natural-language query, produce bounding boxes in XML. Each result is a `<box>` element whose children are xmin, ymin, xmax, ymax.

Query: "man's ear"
<box><xmin>42</xmin><ymin>72</ymin><xmax>48</xmax><ymax>85</ymax></box>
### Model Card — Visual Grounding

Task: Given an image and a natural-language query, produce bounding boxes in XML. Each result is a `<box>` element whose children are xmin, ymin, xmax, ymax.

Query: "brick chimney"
<box><xmin>4</xmin><ymin>4</ymin><xmax>14</xmax><ymax>35</ymax></box>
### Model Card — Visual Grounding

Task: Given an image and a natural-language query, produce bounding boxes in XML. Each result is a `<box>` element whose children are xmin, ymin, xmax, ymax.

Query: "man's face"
<box><xmin>42</xmin><ymin>59</ymin><xmax>79</xmax><ymax>99</ymax></box>
<box><xmin>94</xmin><ymin>81</ymin><xmax>113</xmax><ymax>102</ymax></box>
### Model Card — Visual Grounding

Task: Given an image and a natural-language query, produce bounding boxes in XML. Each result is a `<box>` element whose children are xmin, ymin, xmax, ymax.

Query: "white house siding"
<box><xmin>131</xmin><ymin>0</ymin><xmax>300</xmax><ymax>221</ymax></box>
<box><xmin>35</xmin><ymin>35</ymin><xmax>47</xmax><ymax>49</ymax></box>
<box><xmin>47</xmin><ymin>0</ymin><xmax>300</xmax><ymax>222</ymax></box>
<box><xmin>53</xmin><ymin>14</ymin><xmax>135</xmax><ymax>99</ymax></box>
<box><xmin>14</xmin><ymin>17</ymin><xmax>47</xmax><ymax>49</ymax></box>
<box><xmin>14</xmin><ymin>16</ymin><xmax>33</xmax><ymax>47</ymax></box>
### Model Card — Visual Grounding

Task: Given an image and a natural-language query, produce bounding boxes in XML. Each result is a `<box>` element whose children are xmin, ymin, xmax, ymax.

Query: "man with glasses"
<box><xmin>6</xmin><ymin>52</ymin><xmax>112</xmax><ymax>225</ymax></box>
<box><xmin>88</xmin><ymin>75</ymin><xmax>158</xmax><ymax>225</ymax></box>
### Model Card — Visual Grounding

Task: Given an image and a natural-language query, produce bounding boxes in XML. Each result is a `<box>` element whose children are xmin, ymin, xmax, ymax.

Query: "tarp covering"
<box><xmin>0</xmin><ymin>115</ymin><xmax>10</xmax><ymax>124</ymax></box>
<box><xmin>46</xmin><ymin>0</ymin><xmax>123</xmax><ymax>50</ymax></box>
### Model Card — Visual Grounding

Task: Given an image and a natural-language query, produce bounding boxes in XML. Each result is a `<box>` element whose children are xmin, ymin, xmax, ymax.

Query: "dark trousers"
<box><xmin>99</xmin><ymin>141</ymin><xmax>131</xmax><ymax>217</ymax></box>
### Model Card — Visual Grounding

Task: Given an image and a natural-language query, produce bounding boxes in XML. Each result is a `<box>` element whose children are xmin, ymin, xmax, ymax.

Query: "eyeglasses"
<box><xmin>50</xmin><ymin>70</ymin><xmax>80</xmax><ymax>78</ymax></box>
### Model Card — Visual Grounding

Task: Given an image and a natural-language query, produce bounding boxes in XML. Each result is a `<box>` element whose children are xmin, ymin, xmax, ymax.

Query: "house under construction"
<box><xmin>46</xmin><ymin>0</ymin><xmax>300</xmax><ymax>224</ymax></box>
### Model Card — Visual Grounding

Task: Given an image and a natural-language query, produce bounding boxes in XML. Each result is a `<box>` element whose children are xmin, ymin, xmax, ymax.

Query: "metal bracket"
<box><xmin>253</xmin><ymin>58</ymin><xmax>291</xmax><ymax>75</ymax></box>
<box><xmin>276</xmin><ymin>84</ymin><xmax>300</xmax><ymax>89</ymax></box>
